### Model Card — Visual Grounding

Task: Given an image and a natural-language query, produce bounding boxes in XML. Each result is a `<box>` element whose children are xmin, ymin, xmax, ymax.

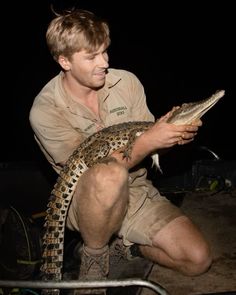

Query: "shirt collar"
<box><xmin>98</xmin><ymin>68</ymin><xmax>122</xmax><ymax>102</ymax></box>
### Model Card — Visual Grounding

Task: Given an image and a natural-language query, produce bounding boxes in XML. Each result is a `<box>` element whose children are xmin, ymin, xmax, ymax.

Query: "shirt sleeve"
<box><xmin>123</xmin><ymin>71</ymin><xmax>155</xmax><ymax>122</ymax></box>
<box><xmin>29</xmin><ymin>104</ymin><xmax>85</xmax><ymax>172</ymax></box>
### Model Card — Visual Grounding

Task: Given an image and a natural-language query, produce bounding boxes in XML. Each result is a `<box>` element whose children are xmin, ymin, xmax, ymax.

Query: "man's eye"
<box><xmin>87</xmin><ymin>55</ymin><xmax>95</xmax><ymax>60</ymax></box>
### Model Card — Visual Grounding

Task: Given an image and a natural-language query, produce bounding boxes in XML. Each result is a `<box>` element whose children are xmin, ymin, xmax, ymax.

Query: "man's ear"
<box><xmin>58</xmin><ymin>55</ymin><xmax>71</xmax><ymax>71</ymax></box>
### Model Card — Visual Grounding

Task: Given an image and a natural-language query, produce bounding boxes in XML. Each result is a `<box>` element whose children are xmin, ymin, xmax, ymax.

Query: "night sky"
<box><xmin>2</xmin><ymin>1</ymin><xmax>235</xmax><ymax>164</ymax></box>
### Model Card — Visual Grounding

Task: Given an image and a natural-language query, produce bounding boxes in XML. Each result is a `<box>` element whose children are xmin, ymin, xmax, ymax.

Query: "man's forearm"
<box><xmin>111</xmin><ymin>131</ymin><xmax>153</xmax><ymax>170</ymax></box>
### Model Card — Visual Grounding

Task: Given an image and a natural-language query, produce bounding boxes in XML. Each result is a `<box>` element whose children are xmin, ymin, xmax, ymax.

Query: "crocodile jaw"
<box><xmin>167</xmin><ymin>90</ymin><xmax>225</xmax><ymax>125</ymax></box>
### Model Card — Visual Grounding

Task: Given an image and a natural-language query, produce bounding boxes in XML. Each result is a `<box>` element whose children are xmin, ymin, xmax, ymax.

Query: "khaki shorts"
<box><xmin>66</xmin><ymin>168</ymin><xmax>182</xmax><ymax>246</ymax></box>
<box><xmin>119</xmin><ymin>191</ymin><xmax>182</xmax><ymax>246</ymax></box>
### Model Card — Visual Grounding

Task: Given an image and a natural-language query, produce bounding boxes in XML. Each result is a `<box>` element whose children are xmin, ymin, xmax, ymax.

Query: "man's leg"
<box><xmin>140</xmin><ymin>215</ymin><xmax>212</xmax><ymax>276</ymax></box>
<box><xmin>71</xmin><ymin>159</ymin><xmax>129</xmax><ymax>248</ymax></box>
<box><xmin>66</xmin><ymin>158</ymin><xmax>129</xmax><ymax>293</ymax></box>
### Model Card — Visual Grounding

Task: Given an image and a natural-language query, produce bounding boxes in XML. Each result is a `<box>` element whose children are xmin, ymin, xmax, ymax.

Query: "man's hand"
<box><xmin>110</xmin><ymin>112</ymin><xmax>202</xmax><ymax>170</ymax></box>
<box><xmin>143</xmin><ymin>109</ymin><xmax>202</xmax><ymax>151</ymax></box>
<box><xmin>178</xmin><ymin>118</ymin><xmax>202</xmax><ymax>145</ymax></box>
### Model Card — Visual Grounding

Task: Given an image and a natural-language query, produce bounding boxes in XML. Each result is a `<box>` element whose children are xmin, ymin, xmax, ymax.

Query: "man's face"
<box><xmin>62</xmin><ymin>44</ymin><xmax>109</xmax><ymax>89</ymax></box>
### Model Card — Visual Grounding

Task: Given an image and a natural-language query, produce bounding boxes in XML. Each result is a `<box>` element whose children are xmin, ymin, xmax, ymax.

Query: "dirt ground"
<box><xmin>141</xmin><ymin>190</ymin><xmax>236</xmax><ymax>295</ymax></box>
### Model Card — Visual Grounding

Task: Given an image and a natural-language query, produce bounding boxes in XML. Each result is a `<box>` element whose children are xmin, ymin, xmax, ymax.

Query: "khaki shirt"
<box><xmin>30</xmin><ymin>68</ymin><xmax>155</xmax><ymax>173</ymax></box>
<box><xmin>30</xmin><ymin>68</ymin><xmax>160</xmax><ymax>222</ymax></box>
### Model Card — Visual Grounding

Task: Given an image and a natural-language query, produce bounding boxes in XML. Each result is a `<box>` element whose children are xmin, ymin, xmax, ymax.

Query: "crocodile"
<box><xmin>40</xmin><ymin>89</ymin><xmax>224</xmax><ymax>295</ymax></box>
<box><xmin>167</xmin><ymin>89</ymin><xmax>224</xmax><ymax>125</ymax></box>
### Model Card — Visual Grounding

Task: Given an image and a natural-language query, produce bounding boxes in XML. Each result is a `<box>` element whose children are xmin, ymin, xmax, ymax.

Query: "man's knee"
<box><xmin>178</xmin><ymin>217</ymin><xmax>212</xmax><ymax>275</ymax></box>
<box><xmin>77</xmin><ymin>160</ymin><xmax>129</xmax><ymax>207</ymax></box>
<box><xmin>186</xmin><ymin>240</ymin><xmax>212</xmax><ymax>276</ymax></box>
<box><xmin>92</xmin><ymin>161</ymin><xmax>129</xmax><ymax>208</ymax></box>
<box><xmin>151</xmin><ymin>215</ymin><xmax>213</xmax><ymax>276</ymax></box>
<box><xmin>93</xmin><ymin>160</ymin><xmax>128</xmax><ymax>186</ymax></box>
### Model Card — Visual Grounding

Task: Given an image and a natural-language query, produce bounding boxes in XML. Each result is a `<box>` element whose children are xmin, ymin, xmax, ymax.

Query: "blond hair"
<box><xmin>46</xmin><ymin>9</ymin><xmax>110</xmax><ymax>61</ymax></box>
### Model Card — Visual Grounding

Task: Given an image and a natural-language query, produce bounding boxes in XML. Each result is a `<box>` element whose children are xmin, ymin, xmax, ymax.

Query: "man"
<box><xmin>29</xmin><ymin>9</ymin><xmax>212</xmax><ymax>294</ymax></box>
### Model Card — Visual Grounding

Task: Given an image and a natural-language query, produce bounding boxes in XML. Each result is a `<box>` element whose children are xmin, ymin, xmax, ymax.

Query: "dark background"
<box><xmin>1</xmin><ymin>1</ymin><xmax>235</xmax><ymax>165</ymax></box>
<box><xmin>0</xmin><ymin>3</ymin><xmax>235</xmax><ymax>289</ymax></box>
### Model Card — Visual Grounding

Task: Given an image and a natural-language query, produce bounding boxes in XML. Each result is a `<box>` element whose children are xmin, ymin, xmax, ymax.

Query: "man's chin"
<box><xmin>93</xmin><ymin>80</ymin><xmax>106</xmax><ymax>89</ymax></box>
